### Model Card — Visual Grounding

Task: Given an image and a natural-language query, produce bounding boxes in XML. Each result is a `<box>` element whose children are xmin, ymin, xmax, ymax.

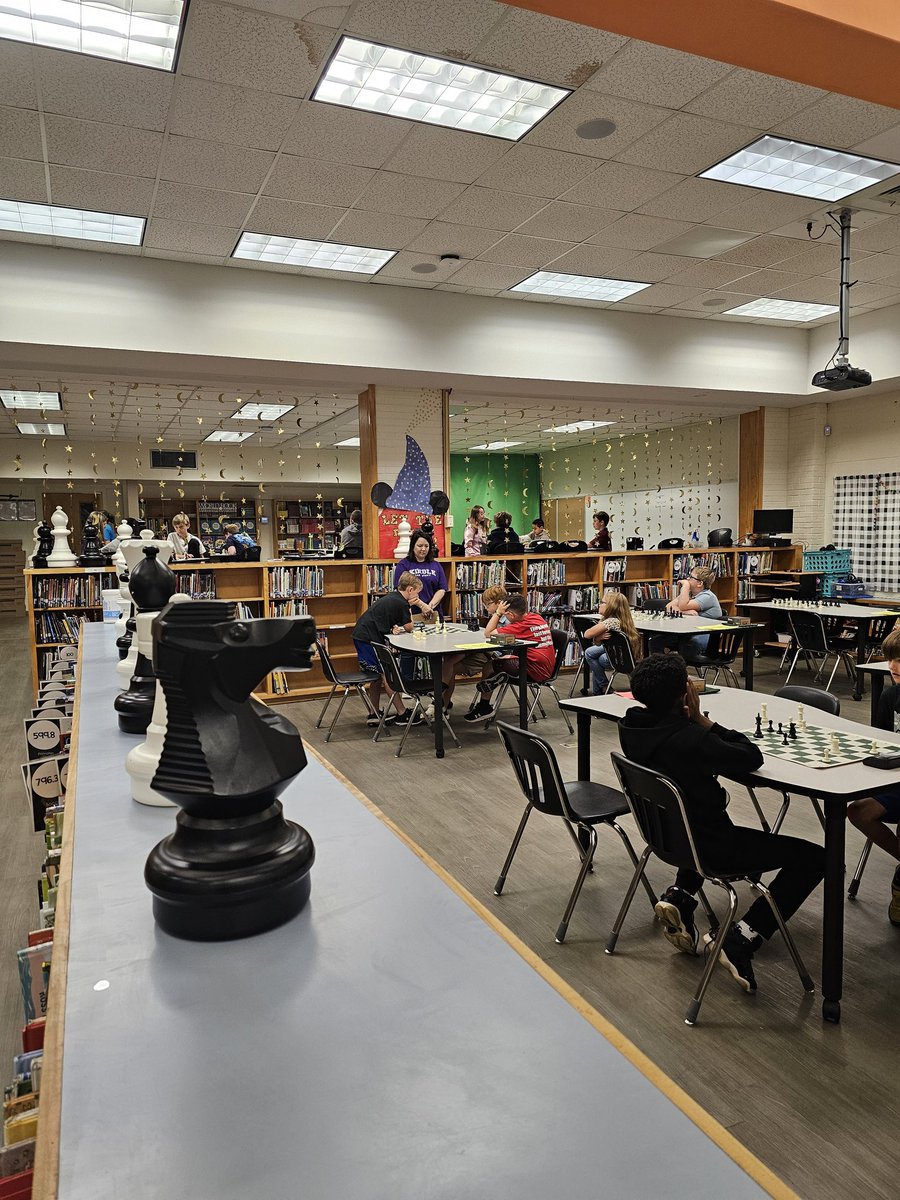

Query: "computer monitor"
<box><xmin>753</xmin><ymin>508</ymin><xmax>793</xmax><ymax>534</ymax></box>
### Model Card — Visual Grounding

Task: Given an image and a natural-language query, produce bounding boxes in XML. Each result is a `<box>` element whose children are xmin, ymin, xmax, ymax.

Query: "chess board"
<box><xmin>744</xmin><ymin>723</ymin><xmax>888</xmax><ymax>769</ymax></box>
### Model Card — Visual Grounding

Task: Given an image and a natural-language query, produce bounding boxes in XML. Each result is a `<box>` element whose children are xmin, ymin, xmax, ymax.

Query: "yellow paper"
<box><xmin>694</xmin><ymin>623</ymin><xmax>732</xmax><ymax>631</ymax></box>
<box><xmin>453</xmin><ymin>642</ymin><xmax>490</xmax><ymax>650</ymax></box>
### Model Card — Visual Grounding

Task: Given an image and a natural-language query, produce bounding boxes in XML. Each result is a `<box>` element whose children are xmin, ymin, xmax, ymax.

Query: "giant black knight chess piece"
<box><xmin>144</xmin><ymin>600</ymin><xmax>316</xmax><ymax>941</ymax></box>
<box><xmin>114</xmin><ymin>543</ymin><xmax>175</xmax><ymax>734</ymax></box>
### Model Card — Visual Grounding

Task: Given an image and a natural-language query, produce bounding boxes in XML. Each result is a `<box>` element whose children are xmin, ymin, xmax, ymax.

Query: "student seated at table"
<box><xmin>393</xmin><ymin>529</ymin><xmax>448</xmax><ymax>618</ymax></box>
<box><xmin>485</xmin><ymin>511</ymin><xmax>522</xmax><ymax>553</ymax></box>
<box><xmin>588</xmin><ymin>511</ymin><xmax>612</xmax><ymax>551</ymax></box>
<box><xmin>522</xmin><ymin>517</ymin><xmax>550</xmax><ymax>546</ymax></box>
<box><xmin>464</xmin><ymin>593</ymin><xmax>555</xmax><ymax>723</ymax></box>
<box><xmin>847</xmin><ymin>628</ymin><xmax>900</xmax><ymax>925</ymax></box>
<box><xmin>619</xmin><ymin>653</ymin><xmax>824</xmax><ymax>993</ymax></box>
<box><xmin>582</xmin><ymin>591</ymin><xmax>642</xmax><ymax>695</ymax></box>
<box><xmin>650</xmin><ymin>565</ymin><xmax>722</xmax><ymax>662</ymax></box>
<box><xmin>433</xmin><ymin>586</ymin><xmax>509</xmax><ymax>716</ymax></box>
<box><xmin>352</xmin><ymin>572</ymin><xmax>425</xmax><ymax>728</ymax></box>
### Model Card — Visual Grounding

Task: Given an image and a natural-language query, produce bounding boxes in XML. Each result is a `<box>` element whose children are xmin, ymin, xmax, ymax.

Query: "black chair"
<box><xmin>568</xmin><ymin>614</ymin><xmax>597</xmax><ymax>698</ymax></box>
<box><xmin>785</xmin><ymin>611</ymin><xmax>856</xmax><ymax>691</ymax></box>
<box><xmin>451</xmin><ymin>542</ymin><xmax>464</xmax><ymax>557</ymax></box>
<box><xmin>602</xmin><ymin>629</ymin><xmax>637</xmax><ymax>693</ymax></box>
<box><xmin>689</xmin><ymin>627</ymin><xmax>752</xmax><ymax>689</ymax></box>
<box><xmin>607</xmin><ymin>752</ymin><xmax>814</xmax><ymax>1025</ymax></box>
<box><xmin>495</xmin><ymin>724</ymin><xmax>655</xmax><ymax>942</ymax></box>
<box><xmin>489</xmin><ymin>627</ymin><xmax>574</xmax><ymax>734</ymax></box>
<box><xmin>371</xmin><ymin>642</ymin><xmax>459</xmax><ymax>758</ymax></box>
<box><xmin>640</xmin><ymin>598</ymin><xmax>668</xmax><ymax>612</ymax></box>
<box><xmin>314</xmin><ymin>639</ymin><xmax>378</xmax><ymax>742</ymax></box>
<box><xmin>864</xmin><ymin>615</ymin><xmax>897</xmax><ymax>661</ymax></box>
<box><xmin>707</xmin><ymin>528</ymin><xmax>733</xmax><ymax>547</ymax></box>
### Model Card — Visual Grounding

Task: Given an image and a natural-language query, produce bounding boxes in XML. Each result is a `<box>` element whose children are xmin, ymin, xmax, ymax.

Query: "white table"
<box><xmin>856</xmin><ymin>660</ymin><xmax>892</xmax><ymax>724</ymax></box>
<box><xmin>559</xmin><ymin>687</ymin><xmax>900</xmax><ymax>1024</ymax></box>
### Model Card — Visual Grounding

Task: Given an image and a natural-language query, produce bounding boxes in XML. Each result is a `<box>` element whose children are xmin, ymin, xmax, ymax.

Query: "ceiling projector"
<box><xmin>811</xmin><ymin>363</ymin><xmax>872</xmax><ymax>391</ymax></box>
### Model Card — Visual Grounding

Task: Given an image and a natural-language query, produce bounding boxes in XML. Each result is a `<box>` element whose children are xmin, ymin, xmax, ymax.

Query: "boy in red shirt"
<box><xmin>465</xmin><ymin>593</ymin><xmax>556</xmax><ymax>723</ymax></box>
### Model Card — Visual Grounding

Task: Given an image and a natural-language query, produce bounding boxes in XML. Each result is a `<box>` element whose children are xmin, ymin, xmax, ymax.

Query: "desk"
<box><xmin>738</xmin><ymin>600</ymin><xmax>896</xmax><ymax>700</ymax></box>
<box><xmin>856</xmin><ymin>661</ymin><xmax>892</xmax><ymax>725</ymax></box>
<box><xmin>559</xmin><ymin>687</ymin><xmax>900</xmax><ymax>1024</ymax></box>
<box><xmin>37</xmin><ymin>625</ymin><xmax>774</xmax><ymax>1200</ymax></box>
<box><xmin>387</xmin><ymin>627</ymin><xmax>533</xmax><ymax>758</ymax></box>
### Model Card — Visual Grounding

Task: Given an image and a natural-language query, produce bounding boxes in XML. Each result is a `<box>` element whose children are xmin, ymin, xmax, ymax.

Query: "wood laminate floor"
<box><xmin>285</xmin><ymin>656</ymin><xmax>900</xmax><ymax>1200</ymax></box>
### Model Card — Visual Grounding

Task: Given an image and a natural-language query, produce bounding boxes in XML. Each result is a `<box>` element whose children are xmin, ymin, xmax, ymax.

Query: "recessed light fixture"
<box><xmin>233</xmin><ymin>402</ymin><xmax>295</xmax><ymax>421</ymax></box>
<box><xmin>546</xmin><ymin>420</ymin><xmax>614</xmax><ymax>433</ymax></box>
<box><xmin>700</xmin><ymin>135</ymin><xmax>900</xmax><ymax>202</ymax></box>
<box><xmin>335</xmin><ymin>437</ymin><xmax>361</xmax><ymax>447</ymax></box>
<box><xmin>509</xmin><ymin>271</ymin><xmax>651</xmax><ymax>303</ymax></box>
<box><xmin>233</xmin><ymin>232</ymin><xmax>396</xmax><ymax>274</ymax></box>
<box><xmin>17</xmin><ymin>422</ymin><xmax>66</xmax><ymax>435</ymax></box>
<box><xmin>0</xmin><ymin>199</ymin><xmax>145</xmax><ymax>244</ymax></box>
<box><xmin>203</xmin><ymin>430</ymin><xmax>253</xmax><ymax>443</ymax></box>
<box><xmin>411</xmin><ymin>263</ymin><xmax>438</xmax><ymax>273</ymax></box>
<box><xmin>576</xmin><ymin>118</ymin><xmax>616</xmax><ymax>140</ymax></box>
<box><xmin>0</xmin><ymin>0</ymin><xmax>187</xmax><ymax>70</ymax></box>
<box><xmin>702</xmin><ymin>297</ymin><xmax>730</xmax><ymax>308</ymax></box>
<box><xmin>470</xmin><ymin>440</ymin><xmax>524</xmax><ymax>450</ymax></box>
<box><xmin>723</xmin><ymin>298</ymin><xmax>839</xmax><ymax>322</ymax></box>
<box><xmin>313</xmin><ymin>36</ymin><xmax>570</xmax><ymax>141</ymax></box>
<box><xmin>1</xmin><ymin>391</ymin><xmax>62</xmax><ymax>411</ymax></box>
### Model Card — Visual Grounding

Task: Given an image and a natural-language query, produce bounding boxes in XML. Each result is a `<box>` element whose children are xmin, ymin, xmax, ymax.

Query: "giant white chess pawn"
<box><xmin>117</xmin><ymin>530</ymin><xmax>171</xmax><ymax>682</ymax></box>
<box><xmin>46</xmin><ymin>506</ymin><xmax>77</xmax><ymax>567</ymax></box>
<box><xmin>393</xmin><ymin>515</ymin><xmax>412</xmax><ymax>560</ymax></box>
<box><xmin>113</xmin><ymin>518</ymin><xmax>134</xmax><ymax>573</ymax></box>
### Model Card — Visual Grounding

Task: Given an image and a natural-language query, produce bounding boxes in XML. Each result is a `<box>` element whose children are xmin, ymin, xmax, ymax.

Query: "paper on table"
<box><xmin>454</xmin><ymin>642</ymin><xmax>490</xmax><ymax>650</ymax></box>
<box><xmin>694</xmin><ymin>623</ymin><xmax>733</xmax><ymax>631</ymax></box>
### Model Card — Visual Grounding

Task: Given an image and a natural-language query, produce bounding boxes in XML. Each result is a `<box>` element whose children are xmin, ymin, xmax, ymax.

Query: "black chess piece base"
<box><xmin>145</xmin><ymin>800</ymin><xmax>314</xmax><ymax>940</ymax></box>
<box><xmin>114</xmin><ymin>651</ymin><xmax>156</xmax><ymax>733</ymax></box>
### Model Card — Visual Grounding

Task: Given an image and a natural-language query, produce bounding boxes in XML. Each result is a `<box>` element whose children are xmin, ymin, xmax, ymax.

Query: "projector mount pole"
<box><xmin>836</xmin><ymin>207</ymin><xmax>852</xmax><ymax>366</ymax></box>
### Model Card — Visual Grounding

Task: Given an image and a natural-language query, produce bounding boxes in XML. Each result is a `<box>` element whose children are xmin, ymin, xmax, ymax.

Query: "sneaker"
<box><xmin>703</xmin><ymin>928</ymin><xmax>761</xmax><ymax>994</ymax></box>
<box><xmin>654</xmin><ymin>887</ymin><xmax>698</xmax><ymax>954</ymax></box>
<box><xmin>395</xmin><ymin>708</ymin><xmax>425</xmax><ymax>726</ymax></box>
<box><xmin>366</xmin><ymin>711</ymin><xmax>386</xmax><ymax>728</ymax></box>
<box><xmin>464</xmin><ymin>699</ymin><xmax>495</xmax><ymax>723</ymax></box>
<box><xmin>889</xmin><ymin>865</ymin><xmax>900</xmax><ymax>927</ymax></box>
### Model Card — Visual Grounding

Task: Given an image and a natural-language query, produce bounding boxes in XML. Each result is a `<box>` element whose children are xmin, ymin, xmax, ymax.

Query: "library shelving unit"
<box><xmin>23</xmin><ymin>547</ymin><xmax>803</xmax><ymax>702</ymax></box>
<box><xmin>275</xmin><ymin>498</ymin><xmax>359</xmax><ymax>554</ymax></box>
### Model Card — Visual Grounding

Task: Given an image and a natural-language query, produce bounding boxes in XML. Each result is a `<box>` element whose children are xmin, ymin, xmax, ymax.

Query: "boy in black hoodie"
<box><xmin>618</xmin><ymin>653</ymin><xmax>824</xmax><ymax>994</ymax></box>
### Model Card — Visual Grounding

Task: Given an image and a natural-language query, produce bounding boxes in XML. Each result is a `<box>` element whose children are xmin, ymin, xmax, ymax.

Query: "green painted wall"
<box><xmin>449</xmin><ymin>453</ymin><xmax>541</xmax><ymax>546</ymax></box>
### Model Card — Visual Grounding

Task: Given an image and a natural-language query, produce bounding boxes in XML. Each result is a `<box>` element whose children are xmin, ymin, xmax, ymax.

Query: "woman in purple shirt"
<box><xmin>393</xmin><ymin>529</ymin><xmax>448</xmax><ymax>617</ymax></box>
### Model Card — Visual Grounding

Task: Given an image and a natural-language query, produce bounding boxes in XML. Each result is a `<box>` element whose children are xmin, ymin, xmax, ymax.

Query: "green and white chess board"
<box><xmin>745</xmin><ymin>723</ymin><xmax>890</xmax><ymax>769</ymax></box>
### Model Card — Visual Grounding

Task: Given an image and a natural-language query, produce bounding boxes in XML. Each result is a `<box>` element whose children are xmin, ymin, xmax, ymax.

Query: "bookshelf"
<box><xmin>275</xmin><ymin>498</ymin><xmax>359</xmax><ymax>554</ymax></box>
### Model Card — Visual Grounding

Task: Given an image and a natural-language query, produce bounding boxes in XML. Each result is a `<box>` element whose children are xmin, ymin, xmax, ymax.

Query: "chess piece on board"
<box><xmin>78</xmin><ymin>518</ymin><xmax>106</xmax><ymax>568</ymax></box>
<box><xmin>144</xmin><ymin>600</ymin><xmax>317</xmax><ymax>941</ymax></box>
<box><xmin>115</xmin><ymin>542</ymin><xmax>175</xmax><ymax>734</ymax></box>
<box><xmin>31</xmin><ymin>520</ymin><xmax>53</xmax><ymax>569</ymax></box>
<box><xmin>46</xmin><ymin>506</ymin><xmax>77</xmax><ymax>567</ymax></box>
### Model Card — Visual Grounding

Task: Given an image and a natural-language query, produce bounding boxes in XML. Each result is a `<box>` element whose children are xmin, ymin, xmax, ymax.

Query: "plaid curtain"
<box><xmin>833</xmin><ymin>473</ymin><xmax>900</xmax><ymax>593</ymax></box>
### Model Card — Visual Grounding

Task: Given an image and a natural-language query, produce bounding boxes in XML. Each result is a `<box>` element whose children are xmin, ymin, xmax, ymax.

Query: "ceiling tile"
<box><xmin>720</xmin><ymin>267</ymin><xmax>800</xmax><ymax>296</ymax></box>
<box><xmin>715</xmin><ymin>233</ymin><xmax>802</xmax><ymax>267</ymax></box>
<box><xmin>264</xmin><ymin>155</ymin><xmax>374</xmax><ymax>205</ymax></box>
<box><xmin>559</xmin><ymin>161</ymin><xmax>684</xmax><ymax>211</ymax></box>
<box><xmin>523</xmin><ymin>88</ymin><xmax>673</xmax><ymax>160</ymax></box>
<box><xmin>160</xmin><ymin>136</ymin><xmax>275</xmax><ymax>193</ymax></box>
<box><xmin>669</xmin><ymin>291</ymin><xmax>735</xmax><ymax>313</ymax></box>
<box><xmin>844</xmin><ymin>281</ymin><xmax>900</xmax><ymax>307</ymax></box>
<box><xmin>44</xmin><ymin>116</ymin><xmax>163</xmax><ymax>177</ymax></box>
<box><xmin>0</xmin><ymin>156</ymin><xmax>47</xmax><ymax>201</ymax></box>
<box><xmin>772</xmin><ymin>208</ymin><xmax>891</xmax><ymax>241</ymax></box>
<box><xmin>625</xmin><ymin>283</ymin><xmax>707</xmax><ymax>308</ymax></box>
<box><xmin>824</xmin><ymin>252</ymin><xmax>900</xmax><ymax>284</ymax></box>
<box><xmin>372</xmin><ymin>276</ymin><xmax>436</xmax><ymax>290</ymax></box>
<box><xmin>376</xmin><ymin>250</ymin><xmax>466</xmax><ymax>282</ymax></box>
<box><xmin>444</xmin><ymin>260</ymin><xmax>532</xmax><ymax>290</ymax></box>
<box><xmin>705</xmin><ymin>191</ymin><xmax>823</xmax><ymax>234</ymax></box>
<box><xmin>225</xmin><ymin>0</ymin><xmax>347</xmax><ymax>21</ymax></box>
<box><xmin>245</xmin><ymin>197</ymin><xmax>344</xmax><ymax>240</ymax></box>
<box><xmin>143</xmin><ymin>249</ymin><xmax>227</xmax><ymax>266</ymax></box>
<box><xmin>478</xmin><ymin>233</ymin><xmax>576</xmax><ymax>268</ymax></box>
<box><xmin>774</xmin><ymin>93</ymin><xmax>900</xmax><ymax>149</ymax></box>
<box><xmin>0</xmin><ymin>107</ymin><xmax>43</xmax><ymax>161</ymax></box>
<box><xmin>36</xmin><ymin>47</ymin><xmax>173</xmax><ymax>130</ymax></box>
<box><xmin>345</xmin><ymin>0</ymin><xmax>501</xmax><ymax>59</ymax></box>
<box><xmin>329</xmin><ymin>209</ymin><xmax>429</xmax><ymax>248</ymax></box>
<box><xmin>0</xmin><ymin>41</ymin><xmax>36</xmax><ymax>110</ymax></box>
<box><xmin>661</xmin><ymin>259</ymin><xmax>754</xmax><ymax>289</ymax></box>
<box><xmin>546</xmin><ymin>243</ymin><xmax>639</xmax><ymax>277</ymax></box>
<box><xmin>636</xmin><ymin>175</ymin><xmax>752</xmax><ymax>223</ymax></box>
<box><xmin>354</xmin><ymin>170</ymin><xmax>464</xmax><ymax>218</ymax></box>
<box><xmin>623</xmin><ymin>251</ymin><xmax>704</xmax><ymax>281</ymax></box>
<box><xmin>588</xmin><ymin>213</ymin><xmax>695</xmax><ymax>251</ymax></box>
<box><xmin>382</xmin><ymin>125</ymin><xmax>507</xmax><ymax>184</ymax></box>
<box><xmin>51</xmin><ymin>236</ymin><xmax>140</xmax><ymax>256</ymax></box>
<box><xmin>473</xmin><ymin>7</ymin><xmax>626</xmax><ymax>87</ymax></box>
<box><xmin>769</xmin><ymin>278</ymin><xmax>841</xmax><ymax>305</ymax></box>
<box><xmin>435</xmin><ymin>185</ymin><xmax>545</xmax><ymax>230</ymax></box>
<box><xmin>168</xmin><ymin>78</ymin><xmax>299</xmax><ymax>151</ymax></box>
<box><xmin>152</xmin><ymin>182</ymin><xmax>255</xmax><ymax>226</ymax></box>
<box><xmin>405</xmin><ymin>220</ymin><xmax>503</xmax><ymax>258</ymax></box>
<box><xmin>651</xmin><ymin>226</ymin><xmax>753</xmax><ymax>259</ymax></box>
<box><xmin>851</xmin><ymin>122</ymin><xmax>900</xmax><ymax>162</ymax></box>
<box><xmin>772</xmin><ymin>241</ymin><xmax>842</xmax><ymax>276</ymax></box>
<box><xmin>614</xmin><ymin>112</ymin><xmax>758</xmax><ymax>174</ymax></box>
<box><xmin>145</xmin><ymin>220</ymin><xmax>240</xmax><ymax>256</ymax></box>
<box><xmin>282</xmin><ymin>101</ymin><xmax>412</xmax><ymax>168</ymax></box>
<box><xmin>472</xmin><ymin>144</ymin><xmax>596</xmax><ymax>199</ymax></box>
<box><xmin>849</xmin><ymin>217</ymin><xmax>900</xmax><ymax>253</ymax></box>
<box><xmin>685</xmin><ymin>69</ymin><xmax>826</xmax><ymax>129</ymax></box>
<box><xmin>514</xmin><ymin>200</ymin><xmax>623</xmax><ymax>242</ymax></box>
<box><xmin>178</xmin><ymin>1</ymin><xmax>333</xmax><ymax>98</ymax></box>
<box><xmin>584</xmin><ymin>42</ymin><xmax>733</xmax><ymax>108</ymax></box>
<box><xmin>48</xmin><ymin>167</ymin><xmax>155</xmax><ymax>215</ymax></box>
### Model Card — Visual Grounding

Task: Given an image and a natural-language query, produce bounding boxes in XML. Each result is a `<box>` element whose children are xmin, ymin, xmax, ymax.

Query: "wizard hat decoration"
<box><xmin>370</xmin><ymin>434</ymin><xmax>449</xmax><ymax>515</ymax></box>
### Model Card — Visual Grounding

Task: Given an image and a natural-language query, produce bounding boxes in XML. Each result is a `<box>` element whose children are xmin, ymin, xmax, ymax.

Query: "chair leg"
<box><xmin>745</xmin><ymin>786</ymin><xmax>772</xmax><ymax>834</ymax></box>
<box><xmin>605</xmin><ymin>846</ymin><xmax>653</xmax><ymax>954</ymax></box>
<box><xmin>848</xmin><ymin>839</ymin><xmax>873</xmax><ymax>899</ymax></box>
<box><xmin>494</xmin><ymin>805</ymin><xmax>533</xmax><ymax>895</ymax></box>
<box><xmin>770</xmin><ymin>791</ymin><xmax>791</xmax><ymax>835</ymax></box>
<box><xmin>748</xmin><ymin>878</ymin><xmax>815</xmax><ymax>993</ymax></box>
<box><xmin>556</xmin><ymin>826</ymin><xmax>597</xmax><ymax>943</ymax></box>
<box><xmin>440</xmin><ymin>709</ymin><xmax>460</xmax><ymax>749</ymax></box>
<box><xmin>324</xmin><ymin>687</ymin><xmax>350</xmax><ymax>743</ymax></box>
<box><xmin>784</xmin><ymin>648</ymin><xmax>801</xmax><ymax>686</ymax></box>
<box><xmin>315</xmin><ymin>683</ymin><xmax>338</xmax><ymax>729</ymax></box>
<box><xmin>810</xmin><ymin>798</ymin><xmax>826</xmax><ymax>832</ymax></box>
<box><xmin>608</xmin><ymin>820</ymin><xmax>656</xmax><ymax>908</ymax></box>
<box><xmin>824</xmin><ymin>653</ymin><xmax>841</xmax><ymax>692</ymax></box>
<box><xmin>372</xmin><ymin>704</ymin><xmax>392</xmax><ymax>742</ymax></box>
<box><xmin>394</xmin><ymin>698</ymin><xmax>424</xmax><ymax>758</ymax></box>
<box><xmin>547</xmin><ymin>685</ymin><xmax>574</xmax><ymax>734</ymax></box>
<box><xmin>354</xmin><ymin>684</ymin><xmax>377</xmax><ymax>718</ymax></box>
<box><xmin>697</xmin><ymin>887</ymin><xmax>719</xmax><ymax>932</ymax></box>
<box><xmin>685</xmin><ymin>882</ymin><xmax>740</xmax><ymax>1026</ymax></box>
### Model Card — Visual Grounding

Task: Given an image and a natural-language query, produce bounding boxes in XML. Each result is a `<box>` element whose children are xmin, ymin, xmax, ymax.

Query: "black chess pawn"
<box><xmin>77</xmin><ymin>518</ymin><xmax>106</xmax><ymax>568</ymax></box>
<box><xmin>115</xmin><ymin>546</ymin><xmax>175</xmax><ymax>735</ymax></box>
<box><xmin>782</xmin><ymin>728</ymin><xmax>789</xmax><ymax>745</ymax></box>
<box><xmin>777</xmin><ymin>721</ymin><xmax>783</xmax><ymax>735</ymax></box>
<box><xmin>31</xmin><ymin>520</ymin><xmax>53</xmax><ymax>569</ymax></box>
<box><xmin>768</xmin><ymin>719</ymin><xmax>774</xmax><ymax>733</ymax></box>
<box><xmin>789</xmin><ymin>721</ymin><xmax>797</xmax><ymax>741</ymax></box>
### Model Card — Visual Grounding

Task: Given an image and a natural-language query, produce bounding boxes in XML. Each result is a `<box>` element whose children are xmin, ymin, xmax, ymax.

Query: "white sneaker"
<box><xmin>424</xmin><ymin>703</ymin><xmax>435</xmax><ymax>719</ymax></box>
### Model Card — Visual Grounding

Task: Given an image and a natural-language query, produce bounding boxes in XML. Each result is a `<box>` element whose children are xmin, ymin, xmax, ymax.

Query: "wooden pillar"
<box><xmin>358</xmin><ymin>386</ymin><xmax>378</xmax><ymax>559</ymax></box>
<box><xmin>738</xmin><ymin>408</ymin><xmax>765</xmax><ymax>540</ymax></box>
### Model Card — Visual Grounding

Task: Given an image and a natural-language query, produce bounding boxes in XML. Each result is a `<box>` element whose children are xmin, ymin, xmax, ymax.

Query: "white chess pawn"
<box><xmin>46</xmin><ymin>506</ymin><xmax>78</xmax><ymax>567</ymax></box>
<box><xmin>870</xmin><ymin>739</ymin><xmax>879</xmax><ymax>753</ymax></box>
<box><xmin>830</xmin><ymin>732</ymin><xmax>839</xmax><ymax>754</ymax></box>
<box><xmin>113</xmin><ymin>518</ymin><xmax>133</xmax><ymax>572</ymax></box>
<box><xmin>823</xmin><ymin>746</ymin><xmax>831</xmax><ymax>763</ymax></box>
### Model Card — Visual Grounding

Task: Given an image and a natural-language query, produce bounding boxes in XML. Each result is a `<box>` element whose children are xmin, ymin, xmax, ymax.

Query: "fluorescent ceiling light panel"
<box><xmin>203</xmin><ymin>430</ymin><xmax>253</xmax><ymax>443</ymax></box>
<box><xmin>1</xmin><ymin>391</ymin><xmax>62</xmax><ymax>411</ymax></box>
<box><xmin>723</xmin><ymin>298</ymin><xmax>839</xmax><ymax>322</ymax></box>
<box><xmin>313</xmin><ymin>36</ymin><xmax>570</xmax><ymax>141</ymax></box>
<box><xmin>17</xmin><ymin>422</ymin><xmax>66</xmax><ymax>435</ymax></box>
<box><xmin>0</xmin><ymin>199</ymin><xmax>144</xmax><ymax>244</ymax></box>
<box><xmin>546</xmin><ymin>420</ymin><xmax>614</xmax><ymax>433</ymax></box>
<box><xmin>233</xmin><ymin>232</ymin><xmax>395</xmax><ymax>274</ymax></box>
<box><xmin>0</xmin><ymin>0</ymin><xmax>186</xmax><ymax>70</ymax></box>
<box><xmin>470</xmin><ymin>441</ymin><xmax>524</xmax><ymax>450</ymax></box>
<box><xmin>335</xmin><ymin>437</ymin><xmax>361</xmax><ymax>447</ymax></box>
<box><xmin>700</xmin><ymin>135</ymin><xmax>900</xmax><ymax>202</ymax></box>
<box><xmin>509</xmin><ymin>271</ymin><xmax>651</xmax><ymax>303</ymax></box>
<box><xmin>233</xmin><ymin>402</ymin><xmax>295</xmax><ymax>421</ymax></box>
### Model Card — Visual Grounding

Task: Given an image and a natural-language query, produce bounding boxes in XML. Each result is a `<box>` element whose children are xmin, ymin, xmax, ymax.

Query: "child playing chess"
<box><xmin>464</xmin><ymin>593</ymin><xmax>556</xmax><ymax>723</ymax></box>
<box><xmin>847</xmin><ymin>628</ymin><xmax>900</xmax><ymax>925</ymax></box>
<box><xmin>618</xmin><ymin>653</ymin><xmax>824</xmax><ymax>993</ymax></box>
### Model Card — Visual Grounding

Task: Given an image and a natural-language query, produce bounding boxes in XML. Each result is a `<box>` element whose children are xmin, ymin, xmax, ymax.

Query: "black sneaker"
<box><xmin>654</xmin><ymin>886</ymin><xmax>698</xmax><ymax>954</ymax></box>
<box><xmin>889</xmin><ymin>864</ymin><xmax>900</xmax><ymax>927</ymax></box>
<box><xmin>366</xmin><ymin>711</ymin><xmax>386</xmax><ymax>727</ymax></box>
<box><xmin>704</xmin><ymin>928</ymin><xmax>761</xmax><ymax>993</ymax></box>
<box><xmin>395</xmin><ymin>708</ymin><xmax>426</xmax><ymax>726</ymax></box>
<box><xmin>464</xmin><ymin>699</ymin><xmax>495</xmax><ymax>723</ymax></box>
